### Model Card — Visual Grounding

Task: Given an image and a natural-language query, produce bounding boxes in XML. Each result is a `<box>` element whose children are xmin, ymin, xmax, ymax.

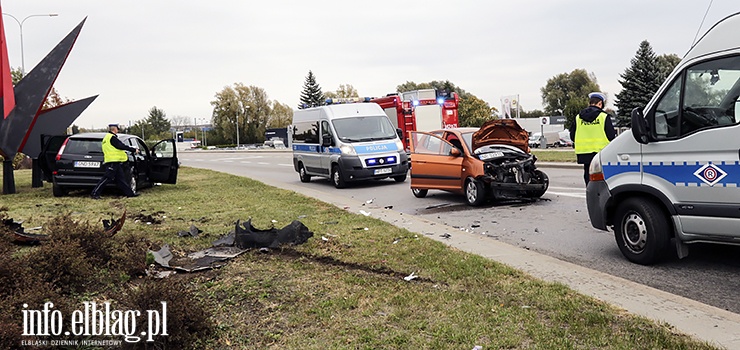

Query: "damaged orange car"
<box><xmin>409</xmin><ymin>119</ymin><xmax>549</xmax><ymax>206</ymax></box>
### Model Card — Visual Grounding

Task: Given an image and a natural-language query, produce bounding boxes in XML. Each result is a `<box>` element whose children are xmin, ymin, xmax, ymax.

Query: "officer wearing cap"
<box><xmin>569</xmin><ymin>92</ymin><xmax>616</xmax><ymax>185</ymax></box>
<box><xmin>91</xmin><ymin>124</ymin><xmax>140</xmax><ymax>199</ymax></box>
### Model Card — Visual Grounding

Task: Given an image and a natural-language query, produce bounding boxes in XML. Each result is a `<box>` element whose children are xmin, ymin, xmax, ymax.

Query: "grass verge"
<box><xmin>531</xmin><ymin>149</ymin><xmax>577</xmax><ymax>162</ymax></box>
<box><xmin>0</xmin><ymin>168</ymin><xmax>716</xmax><ymax>349</ymax></box>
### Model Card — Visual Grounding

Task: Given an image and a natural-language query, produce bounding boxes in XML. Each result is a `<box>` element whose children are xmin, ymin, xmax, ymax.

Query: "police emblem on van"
<box><xmin>693</xmin><ymin>163</ymin><xmax>727</xmax><ymax>186</ymax></box>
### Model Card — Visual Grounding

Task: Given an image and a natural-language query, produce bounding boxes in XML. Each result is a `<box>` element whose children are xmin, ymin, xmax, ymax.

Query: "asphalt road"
<box><xmin>179</xmin><ymin>150</ymin><xmax>740</xmax><ymax>315</ymax></box>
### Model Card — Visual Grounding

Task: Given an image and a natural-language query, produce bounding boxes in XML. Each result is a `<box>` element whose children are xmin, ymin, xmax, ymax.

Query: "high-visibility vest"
<box><xmin>574</xmin><ymin>112</ymin><xmax>610</xmax><ymax>154</ymax></box>
<box><xmin>102</xmin><ymin>133</ymin><xmax>128</xmax><ymax>163</ymax></box>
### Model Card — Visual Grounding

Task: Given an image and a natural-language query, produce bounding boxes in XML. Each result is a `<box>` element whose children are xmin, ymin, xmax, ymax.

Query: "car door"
<box><xmin>409</xmin><ymin>131</ymin><xmax>464</xmax><ymax>191</ymax></box>
<box><xmin>642</xmin><ymin>55</ymin><xmax>740</xmax><ymax>238</ymax></box>
<box><xmin>38</xmin><ymin>134</ymin><xmax>68</xmax><ymax>182</ymax></box>
<box><xmin>149</xmin><ymin>139</ymin><xmax>179</xmax><ymax>184</ymax></box>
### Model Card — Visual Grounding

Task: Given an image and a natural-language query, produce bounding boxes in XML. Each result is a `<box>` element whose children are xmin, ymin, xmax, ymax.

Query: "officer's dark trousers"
<box><xmin>91</xmin><ymin>162</ymin><xmax>135</xmax><ymax>197</ymax></box>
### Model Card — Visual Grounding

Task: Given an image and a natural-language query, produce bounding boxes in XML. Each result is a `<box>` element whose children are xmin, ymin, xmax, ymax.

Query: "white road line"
<box><xmin>240</xmin><ymin>161</ymin><xmax>252</xmax><ymax>164</ymax></box>
<box><xmin>258</xmin><ymin>162</ymin><xmax>269</xmax><ymax>165</ymax></box>
<box><xmin>279</xmin><ymin>164</ymin><xmax>293</xmax><ymax>167</ymax></box>
<box><xmin>546</xmin><ymin>191</ymin><xmax>586</xmax><ymax>199</ymax></box>
<box><xmin>548</xmin><ymin>186</ymin><xmax>585</xmax><ymax>191</ymax></box>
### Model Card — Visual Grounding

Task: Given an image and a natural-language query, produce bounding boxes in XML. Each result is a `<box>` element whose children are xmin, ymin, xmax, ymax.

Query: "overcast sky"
<box><xmin>2</xmin><ymin>0</ymin><xmax>740</xmax><ymax>129</ymax></box>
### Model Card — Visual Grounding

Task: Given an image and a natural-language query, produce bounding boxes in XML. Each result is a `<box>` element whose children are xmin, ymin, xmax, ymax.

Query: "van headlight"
<box><xmin>395</xmin><ymin>139</ymin><xmax>404</xmax><ymax>151</ymax></box>
<box><xmin>339</xmin><ymin>144</ymin><xmax>356</xmax><ymax>155</ymax></box>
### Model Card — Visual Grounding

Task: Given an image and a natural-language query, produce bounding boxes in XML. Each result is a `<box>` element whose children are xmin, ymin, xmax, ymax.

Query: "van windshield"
<box><xmin>332</xmin><ymin>116</ymin><xmax>397</xmax><ymax>142</ymax></box>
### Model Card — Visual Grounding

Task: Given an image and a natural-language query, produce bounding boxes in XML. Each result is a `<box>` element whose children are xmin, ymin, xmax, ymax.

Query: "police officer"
<box><xmin>569</xmin><ymin>92</ymin><xmax>616</xmax><ymax>185</ymax></box>
<box><xmin>91</xmin><ymin>124</ymin><xmax>140</xmax><ymax>199</ymax></box>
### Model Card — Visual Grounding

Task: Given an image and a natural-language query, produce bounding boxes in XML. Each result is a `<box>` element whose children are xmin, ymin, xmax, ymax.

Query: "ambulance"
<box><xmin>291</xmin><ymin>102</ymin><xmax>409</xmax><ymax>188</ymax></box>
<box><xmin>587</xmin><ymin>12</ymin><xmax>740</xmax><ymax>264</ymax></box>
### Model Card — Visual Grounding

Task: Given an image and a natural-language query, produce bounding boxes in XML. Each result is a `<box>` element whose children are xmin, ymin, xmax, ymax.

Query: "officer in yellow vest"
<box><xmin>91</xmin><ymin>124</ymin><xmax>140</xmax><ymax>199</ymax></box>
<box><xmin>569</xmin><ymin>92</ymin><xmax>616</xmax><ymax>185</ymax></box>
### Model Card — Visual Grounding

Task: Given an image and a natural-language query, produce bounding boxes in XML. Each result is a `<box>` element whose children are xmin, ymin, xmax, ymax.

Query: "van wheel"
<box><xmin>52</xmin><ymin>183</ymin><xmax>67</xmax><ymax>197</ymax></box>
<box><xmin>393</xmin><ymin>174</ymin><xmax>407</xmax><ymax>183</ymax></box>
<box><xmin>465</xmin><ymin>178</ymin><xmax>485</xmax><ymax>206</ymax></box>
<box><xmin>614</xmin><ymin>198</ymin><xmax>671</xmax><ymax>265</ymax></box>
<box><xmin>298</xmin><ymin>163</ymin><xmax>311</xmax><ymax>183</ymax></box>
<box><xmin>412</xmin><ymin>188</ymin><xmax>427</xmax><ymax>198</ymax></box>
<box><xmin>331</xmin><ymin>165</ymin><xmax>346</xmax><ymax>189</ymax></box>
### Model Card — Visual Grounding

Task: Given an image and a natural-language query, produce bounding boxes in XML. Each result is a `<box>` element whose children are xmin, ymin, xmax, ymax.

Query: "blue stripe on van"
<box><xmin>355</xmin><ymin>143</ymin><xmax>398</xmax><ymax>155</ymax></box>
<box><xmin>293</xmin><ymin>144</ymin><xmax>341</xmax><ymax>154</ymax></box>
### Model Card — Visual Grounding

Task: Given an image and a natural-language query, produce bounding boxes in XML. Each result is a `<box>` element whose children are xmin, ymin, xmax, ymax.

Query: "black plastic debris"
<box><xmin>234</xmin><ymin>219</ymin><xmax>313</xmax><ymax>249</ymax></box>
<box><xmin>212</xmin><ymin>231</ymin><xmax>235</xmax><ymax>247</ymax></box>
<box><xmin>148</xmin><ymin>244</ymin><xmax>247</xmax><ymax>273</ymax></box>
<box><xmin>177</xmin><ymin>224</ymin><xmax>202</xmax><ymax>238</ymax></box>
<box><xmin>3</xmin><ymin>218</ymin><xmax>49</xmax><ymax>244</ymax></box>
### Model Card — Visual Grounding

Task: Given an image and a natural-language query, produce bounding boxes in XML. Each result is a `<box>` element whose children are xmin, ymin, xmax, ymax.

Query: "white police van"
<box><xmin>587</xmin><ymin>12</ymin><xmax>740</xmax><ymax>265</ymax></box>
<box><xmin>291</xmin><ymin>101</ymin><xmax>409</xmax><ymax>188</ymax></box>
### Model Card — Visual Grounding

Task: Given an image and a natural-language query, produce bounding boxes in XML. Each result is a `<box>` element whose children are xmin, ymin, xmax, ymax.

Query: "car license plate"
<box><xmin>479</xmin><ymin>151</ymin><xmax>505</xmax><ymax>160</ymax></box>
<box><xmin>373</xmin><ymin>167</ymin><xmax>392</xmax><ymax>175</ymax></box>
<box><xmin>74</xmin><ymin>161</ymin><xmax>100</xmax><ymax>168</ymax></box>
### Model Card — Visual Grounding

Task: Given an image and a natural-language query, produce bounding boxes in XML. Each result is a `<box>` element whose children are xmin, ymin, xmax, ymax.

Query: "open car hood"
<box><xmin>472</xmin><ymin>119</ymin><xmax>530</xmax><ymax>153</ymax></box>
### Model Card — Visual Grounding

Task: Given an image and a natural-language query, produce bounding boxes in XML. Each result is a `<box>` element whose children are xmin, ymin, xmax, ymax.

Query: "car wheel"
<box><xmin>129</xmin><ymin>170</ymin><xmax>138</xmax><ymax>193</ymax></box>
<box><xmin>298</xmin><ymin>162</ymin><xmax>311</xmax><ymax>183</ymax></box>
<box><xmin>527</xmin><ymin>169</ymin><xmax>549</xmax><ymax>198</ymax></box>
<box><xmin>331</xmin><ymin>165</ymin><xmax>346</xmax><ymax>189</ymax></box>
<box><xmin>393</xmin><ymin>174</ymin><xmax>407</xmax><ymax>183</ymax></box>
<box><xmin>465</xmin><ymin>178</ymin><xmax>485</xmax><ymax>206</ymax></box>
<box><xmin>52</xmin><ymin>182</ymin><xmax>67</xmax><ymax>197</ymax></box>
<box><xmin>614</xmin><ymin>198</ymin><xmax>671</xmax><ymax>265</ymax></box>
<box><xmin>412</xmin><ymin>188</ymin><xmax>428</xmax><ymax>198</ymax></box>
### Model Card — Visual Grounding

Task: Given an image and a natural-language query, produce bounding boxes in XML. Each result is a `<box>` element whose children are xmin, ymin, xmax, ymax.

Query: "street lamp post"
<box><xmin>2</xmin><ymin>13</ymin><xmax>59</xmax><ymax>74</ymax></box>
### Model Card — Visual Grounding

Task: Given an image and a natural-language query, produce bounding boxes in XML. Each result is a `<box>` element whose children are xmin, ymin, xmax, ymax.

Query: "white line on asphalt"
<box><xmin>548</xmin><ymin>186</ymin><xmax>585</xmax><ymax>191</ymax></box>
<box><xmin>279</xmin><ymin>164</ymin><xmax>293</xmax><ymax>167</ymax></box>
<box><xmin>546</xmin><ymin>191</ymin><xmax>586</xmax><ymax>199</ymax></box>
<box><xmin>240</xmin><ymin>161</ymin><xmax>252</xmax><ymax>164</ymax></box>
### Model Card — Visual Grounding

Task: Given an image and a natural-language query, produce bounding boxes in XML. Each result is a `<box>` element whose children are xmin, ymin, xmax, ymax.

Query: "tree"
<box><xmin>395</xmin><ymin>80</ymin><xmax>491</xmax><ymax>128</ymax></box>
<box><xmin>324</xmin><ymin>84</ymin><xmax>359</xmax><ymax>99</ymax></box>
<box><xmin>145</xmin><ymin>106</ymin><xmax>172</xmax><ymax>137</ymax></box>
<box><xmin>458</xmin><ymin>95</ymin><xmax>494</xmax><ymax>127</ymax></box>
<box><xmin>298</xmin><ymin>70</ymin><xmax>325</xmax><ymax>109</ymax></box>
<box><xmin>656</xmin><ymin>53</ymin><xmax>681</xmax><ymax>81</ymax></box>
<box><xmin>170</xmin><ymin>116</ymin><xmax>191</xmax><ymax>129</ymax></box>
<box><xmin>614</xmin><ymin>41</ymin><xmax>664</xmax><ymax>127</ymax></box>
<box><xmin>540</xmin><ymin>69</ymin><xmax>600</xmax><ymax>117</ymax></box>
<box><xmin>268</xmin><ymin>101</ymin><xmax>293</xmax><ymax>128</ymax></box>
<box><xmin>211</xmin><ymin>83</ymin><xmax>272</xmax><ymax>144</ymax></box>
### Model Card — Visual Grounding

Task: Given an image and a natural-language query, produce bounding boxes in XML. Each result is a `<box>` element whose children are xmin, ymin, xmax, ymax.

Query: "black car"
<box><xmin>39</xmin><ymin>133</ymin><xmax>179</xmax><ymax>197</ymax></box>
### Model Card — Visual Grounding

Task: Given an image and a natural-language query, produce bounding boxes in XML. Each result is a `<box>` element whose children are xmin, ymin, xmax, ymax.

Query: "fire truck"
<box><xmin>371</xmin><ymin>89</ymin><xmax>459</xmax><ymax>150</ymax></box>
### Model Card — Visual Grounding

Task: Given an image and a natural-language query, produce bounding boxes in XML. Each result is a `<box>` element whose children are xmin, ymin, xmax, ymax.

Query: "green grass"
<box><xmin>0</xmin><ymin>168</ymin><xmax>717</xmax><ymax>349</ymax></box>
<box><xmin>532</xmin><ymin>149</ymin><xmax>577</xmax><ymax>162</ymax></box>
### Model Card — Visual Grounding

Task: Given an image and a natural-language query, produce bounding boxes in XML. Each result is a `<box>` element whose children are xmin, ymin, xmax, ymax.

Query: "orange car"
<box><xmin>409</xmin><ymin>119</ymin><xmax>549</xmax><ymax>206</ymax></box>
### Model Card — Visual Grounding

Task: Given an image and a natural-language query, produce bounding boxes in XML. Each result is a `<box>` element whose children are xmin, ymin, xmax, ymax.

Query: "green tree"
<box><xmin>298</xmin><ymin>70</ymin><xmax>325</xmax><ymax>109</ymax></box>
<box><xmin>145</xmin><ymin>106</ymin><xmax>172</xmax><ymax>137</ymax></box>
<box><xmin>269</xmin><ymin>101</ymin><xmax>293</xmax><ymax>128</ymax></box>
<box><xmin>395</xmin><ymin>80</ymin><xmax>490</xmax><ymax>128</ymax></box>
<box><xmin>615</xmin><ymin>41</ymin><xmax>664</xmax><ymax>127</ymax></box>
<box><xmin>211</xmin><ymin>83</ymin><xmax>272</xmax><ymax>144</ymax></box>
<box><xmin>519</xmin><ymin>109</ymin><xmax>546</xmax><ymax>119</ymax></box>
<box><xmin>540</xmin><ymin>68</ymin><xmax>600</xmax><ymax>118</ymax></box>
<box><xmin>458</xmin><ymin>95</ymin><xmax>494</xmax><ymax>127</ymax></box>
<box><xmin>324</xmin><ymin>84</ymin><xmax>359</xmax><ymax>99</ymax></box>
<box><xmin>656</xmin><ymin>53</ymin><xmax>681</xmax><ymax>80</ymax></box>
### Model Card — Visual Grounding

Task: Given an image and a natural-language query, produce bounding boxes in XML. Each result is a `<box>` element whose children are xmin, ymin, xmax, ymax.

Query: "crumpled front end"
<box><xmin>477</xmin><ymin>149</ymin><xmax>549</xmax><ymax>200</ymax></box>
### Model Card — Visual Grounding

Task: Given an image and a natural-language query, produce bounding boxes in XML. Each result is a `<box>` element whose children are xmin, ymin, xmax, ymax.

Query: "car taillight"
<box><xmin>55</xmin><ymin>138</ymin><xmax>70</xmax><ymax>161</ymax></box>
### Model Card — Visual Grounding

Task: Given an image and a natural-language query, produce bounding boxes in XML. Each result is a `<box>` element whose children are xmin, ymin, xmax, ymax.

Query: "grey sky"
<box><xmin>3</xmin><ymin>0</ymin><xmax>739</xmax><ymax>129</ymax></box>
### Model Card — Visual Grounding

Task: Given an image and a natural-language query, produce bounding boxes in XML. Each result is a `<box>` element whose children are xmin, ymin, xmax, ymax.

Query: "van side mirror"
<box><xmin>630</xmin><ymin>108</ymin><xmax>650</xmax><ymax>144</ymax></box>
<box><xmin>396</xmin><ymin>128</ymin><xmax>403</xmax><ymax>140</ymax></box>
<box><xmin>321</xmin><ymin>134</ymin><xmax>333</xmax><ymax>147</ymax></box>
<box><xmin>449</xmin><ymin>148</ymin><xmax>461</xmax><ymax>157</ymax></box>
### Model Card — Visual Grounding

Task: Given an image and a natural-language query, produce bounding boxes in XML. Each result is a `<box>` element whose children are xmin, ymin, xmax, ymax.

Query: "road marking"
<box><xmin>240</xmin><ymin>161</ymin><xmax>252</xmax><ymax>164</ymax></box>
<box><xmin>279</xmin><ymin>164</ymin><xmax>292</xmax><ymax>167</ymax></box>
<box><xmin>258</xmin><ymin>162</ymin><xmax>269</xmax><ymax>165</ymax></box>
<box><xmin>547</xmin><ymin>191</ymin><xmax>586</xmax><ymax>199</ymax></box>
<box><xmin>548</xmin><ymin>186</ymin><xmax>585</xmax><ymax>191</ymax></box>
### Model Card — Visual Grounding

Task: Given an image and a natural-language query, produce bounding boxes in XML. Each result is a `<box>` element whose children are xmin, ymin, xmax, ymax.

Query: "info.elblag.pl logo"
<box><xmin>21</xmin><ymin>301</ymin><xmax>168</xmax><ymax>344</ymax></box>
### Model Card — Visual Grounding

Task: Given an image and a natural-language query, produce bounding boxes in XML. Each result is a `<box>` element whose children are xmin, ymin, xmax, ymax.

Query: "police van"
<box><xmin>587</xmin><ymin>12</ymin><xmax>740</xmax><ymax>265</ymax></box>
<box><xmin>291</xmin><ymin>101</ymin><xmax>409</xmax><ymax>188</ymax></box>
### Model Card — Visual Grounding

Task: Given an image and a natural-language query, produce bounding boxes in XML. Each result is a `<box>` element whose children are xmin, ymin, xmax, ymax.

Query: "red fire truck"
<box><xmin>371</xmin><ymin>89</ymin><xmax>459</xmax><ymax>149</ymax></box>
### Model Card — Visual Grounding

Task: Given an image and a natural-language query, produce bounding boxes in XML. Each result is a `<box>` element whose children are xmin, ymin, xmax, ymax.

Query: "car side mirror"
<box><xmin>449</xmin><ymin>148</ymin><xmax>461</xmax><ymax>157</ymax></box>
<box><xmin>321</xmin><ymin>135</ymin><xmax>333</xmax><ymax>147</ymax></box>
<box><xmin>631</xmin><ymin>107</ymin><xmax>650</xmax><ymax>144</ymax></box>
